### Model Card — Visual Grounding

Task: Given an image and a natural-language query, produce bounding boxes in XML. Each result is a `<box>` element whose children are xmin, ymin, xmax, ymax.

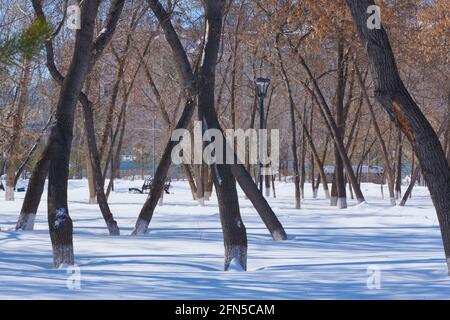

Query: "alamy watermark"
<box><xmin>66</xmin><ymin>265</ymin><xmax>81</xmax><ymax>290</ymax></box>
<box><xmin>171</xmin><ymin>121</ymin><xmax>279</xmax><ymax>175</ymax></box>
<box><xmin>366</xmin><ymin>265</ymin><xmax>381</xmax><ymax>290</ymax></box>
<box><xmin>65</xmin><ymin>2</ymin><xmax>382</xmax><ymax>31</ymax></box>
<box><xmin>67</xmin><ymin>4</ymin><xmax>81</xmax><ymax>30</ymax></box>
<box><xmin>367</xmin><ymin>5</ymin><xmax>382</xmax><ymax>30</ymax></box>
<box><xmin>65</xmin><ymin>4</ymin><xmax>382</xmax><ymax>31</ymax></box>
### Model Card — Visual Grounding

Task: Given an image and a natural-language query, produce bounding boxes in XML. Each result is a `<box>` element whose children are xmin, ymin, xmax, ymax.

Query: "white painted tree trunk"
<box><xmin>338</xmin><ymin>197</ymin><xmax>347</xmax><ymax>209</ymax></box>
<box><xmin>158</xmin><ymin>192</ymin><xmax>164</xmax><ymax>206</ymax></box>
<box><xmin>330</xmin><ymin>196</ymin><xmax>338</xmax><ymax>206</ymax></box>
<box><xmin>224</xmin><ymin>244</ymin><xmax>247</xmax><ymax>271</ymax></box>
<box><xmin>5</xmin><ymin>186</ymin><xmax>14</xmax><ymax>201</ymax></box>
<box><xmin>16</xmin><ymin>213</ymin><xmax>36</xmax><ymax>231</ymax></box>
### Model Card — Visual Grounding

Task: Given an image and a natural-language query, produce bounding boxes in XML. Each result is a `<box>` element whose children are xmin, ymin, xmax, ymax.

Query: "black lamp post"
<box><xmin>256</xmin><ymin>77</ymin><xmax>270</xmax><ymax>193</ymax></box>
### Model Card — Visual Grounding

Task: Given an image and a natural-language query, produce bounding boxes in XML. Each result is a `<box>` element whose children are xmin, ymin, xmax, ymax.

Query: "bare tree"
<box><xmin>348</xmin><ymin>0</ymin><xmax>450</xmax><ymax>273</ymax></box>
<box><xmin>17</xmin><ymin>0</ymin><xmax>125</xmax><ymax>237</ymax></box>
<box><xmin>134</xmin><ymin>0</ymin><xmax>287</xmax><ymax>243</ymax></box>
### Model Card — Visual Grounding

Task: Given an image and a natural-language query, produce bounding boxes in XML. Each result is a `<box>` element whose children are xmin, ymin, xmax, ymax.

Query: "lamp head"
<box><xmin>256</xmin><ymin>77</ymin><xmax>270</xmax><ymax>98</ymax></box>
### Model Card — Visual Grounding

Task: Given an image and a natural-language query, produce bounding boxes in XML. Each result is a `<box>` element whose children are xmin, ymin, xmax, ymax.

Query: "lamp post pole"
<box><xmin>152</xmin><ymin>114</ymin><xmax>156</xmax><ymax>178</ymax></box>
<box><xmin>256</xmin><ymin>78</ymin><xmax>270</xmax><ymax>194</ymax></box>
<box><xmin>110</xmin><ymin>126</ymin><xmax>114</xmax><ymax>192</ymax></box>
<box><xmin>258</xmin><ymin>95</ymin><xmax>265</xmax><ymax>193</ymax></box>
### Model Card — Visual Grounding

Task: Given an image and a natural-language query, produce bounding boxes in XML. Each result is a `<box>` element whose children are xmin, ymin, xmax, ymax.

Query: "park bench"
<box><xmin>129</xmin><ymin>178</ymin><xmax>171</xmax><ymax>195</ymax></box>
<box><xmin>0</xmin><ymin>180</ymin><xmax>25</xmax><ymax>192</ymax></box>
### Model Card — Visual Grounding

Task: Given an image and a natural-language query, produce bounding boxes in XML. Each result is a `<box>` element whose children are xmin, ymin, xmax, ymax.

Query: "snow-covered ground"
<box><xmin>0</xmin><ymin>179</ymin><xmax>449</xmax><ymax>299</ymax></box>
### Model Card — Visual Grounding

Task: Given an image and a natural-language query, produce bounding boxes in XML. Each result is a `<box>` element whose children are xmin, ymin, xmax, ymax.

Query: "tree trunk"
<box><xmin>184</xmin><ymin>164</ymin><xmax>198</xmax><ymax>200</ymax></box>
<box><xmin>300</xmin><ymin>115</ymin><xmax>306</xmax><ymax>199</ymax></box>
<box><xmin>276</xmin><ymin>34</ymin><xmax>301</xmax><ymax>209</ymax></box>
<box><xmin>446</xmin><ymin>92</ymin><xmax>450</xmax><ymax>165</ymax></box>
<box><xmin>136</xmin><ymin>0</ymin><xmax>287</xmax><ymax>243</ymax></box>
<box><xmin>271</xmin><ymin>173</ymin><xmax>277</xmax><ymax>198</ymax></box>
<box><xmin>319</xmin><ymin>138</ymin><xmax>331</xmax><ymax>199</ymax></box>
<box><xmin>99</xmin><ymin>59</ymin><xmax>126</xmax><ymax>161</ymax></box>
<box><xmin>294</xmin><ymin>105</ymin><xmax>329</xmax><ymax>202</ymax></box>
<box><xmin>198</xmin><ymin>0</ymin><xmax>247</xmax><ymax>270</ymax></box>
<box><xmin>14</xmin><ymin>111</ymin><xmax>54</xmax><ymax>188</ymax></box>
<box><xmin>330</xmin><ymin>173</ymin><xmax>338</xmax><ymax>206</ymax></box>
<box><xmin>309</xmin><ymin>104</ymin><xmax>317</xmax><ymax>198</ymax></box>
<box><xmin>15</xmin><ymin>145</ymin><xmax>50</xmax><ymax>231</ymax></box>
<box><xmin>133</xmin><ymin>99</ymin><xmax>196</xmax><ymax>234</ymax></box>
<box><xmin>333</xmin><ymin>39</ymin><xmax>347</xmax><ymax>209</ymax></box>
<box><xmin>22</xmin><ymin>0</ymin><xmax>124</xmax><ymax>239</ymax></box>
<box><xmin>143</xmin><ymin>0</ymin><xmax>284</xmax><ymax>266</ymax></box>
<box><xmin>299</xmin><ymin>58</ymin><xmax>365</xmax><ymax>203</ymax></box>
<box><xmin>83</xmin><ymin>78</ymin><xmax>97</xmax><ymax>205</ymax></box>
<box><xmin>348</xmin><ymin>0</ymin><xmax>450</xmax><ymax>273</ymax></box>
<box><xmin>46</xmin><ymin>0</ymin><xmax>101</xmax><ymax>267</ymax></box>
<box><xmin>203</xmin><ymin>164</ymin><xmax>211</xmax><ymax>200</ymax></box>
<box><xmin>400</xmin><ymin>166</ymin><xmax>421</xmax><ymax>207</ymax></box>
<box><xmin>401</xmin><ymin>115</ymin><xmax>450</xmax><ymax>206</ymax></box>
<box><xmin>5</xmin><ymin>57</ymin><xmax>31</xmax><ymax>201</ymax></box>
<box><xmin>106</xmin><ymin>106</ymin><xmax>127</xmax><ymax>198</ymax></box>
<box><xmin>356</xmin><ymin>65</ymin><xmax>396</xmax><ymax>205</ymax></box>
<box><xmin>395</xmin><ymin>128</ymin><xmax>403</xmax><ymax>199</ymax></box>
<box><xmin>84</xmin><ymin>120</ymin><xmax>97</xmax><ymax>204</ymax></box>
<box><xmin>134</xmin><ymin>0</ymin><xmax>200</xmax><ymax>235</ymax></box>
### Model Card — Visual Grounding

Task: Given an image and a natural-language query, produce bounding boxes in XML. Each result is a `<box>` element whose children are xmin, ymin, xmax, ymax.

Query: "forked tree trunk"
<box><xmin>20</xmin><ymin>0</ymin><xmax>125</xmax><ymax>240</ymax></box>
<box><xmin>46</xmin><ymin>1</ymin><xmax>101</xmax><ymax>267</ymax></box>
<box><xmin>135</xmin><ymin>0</ymin><xmax>287</xmax><ymax>242</ymax></box>
<box><xmin>139</xmin><ymin>0</ymin><xmax>249</xmax><ymax>269</ymax></box>
<box><xmin>348</xmin><ymin>0</ymin><xmax>450</xmax><ymax>273</ymax></box>
<box><xmin>199</xmin><ymin>0</ymin><xmax>247</xmax><ymax>270</ymax></box>
<box><xmin>229</xmin><ymin>163</ymin><xmax>287</xmax><ymax>240</ymax></box>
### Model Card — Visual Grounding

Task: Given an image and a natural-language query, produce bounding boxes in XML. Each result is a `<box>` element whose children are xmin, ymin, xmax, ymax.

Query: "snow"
<box><xmin>1</xmin><ymin>179</ymin><xmax>450</xmax><ymax>299</ymax></box>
